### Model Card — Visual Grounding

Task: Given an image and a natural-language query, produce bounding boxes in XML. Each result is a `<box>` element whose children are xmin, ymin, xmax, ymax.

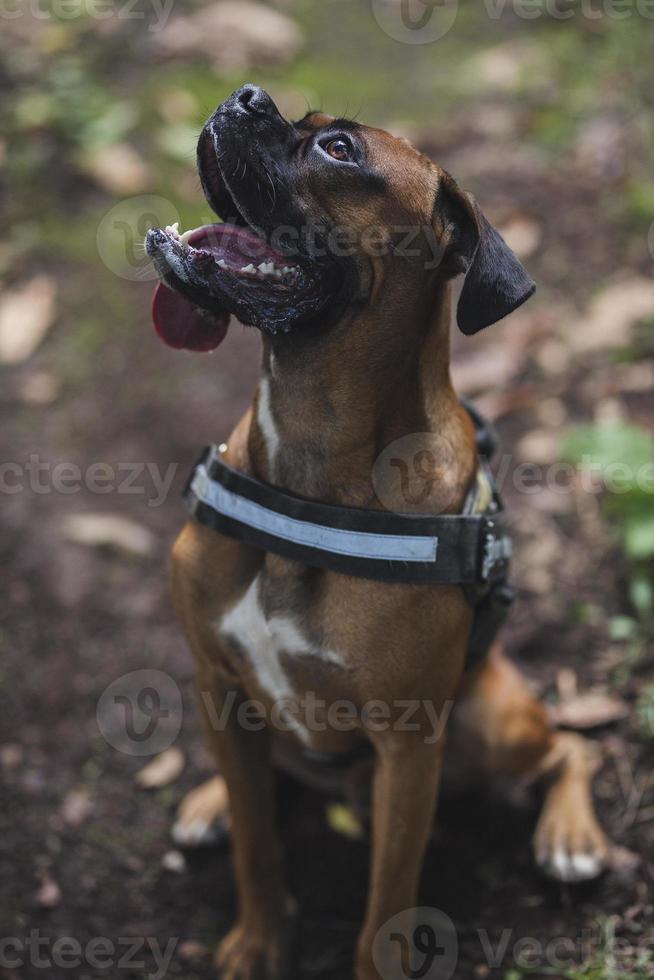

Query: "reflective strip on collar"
<box><xmin>183</xmin><ymin>442</ymin><xmax>512</xmax><ymax>584</ymax></box>
<box><xmin>191</xmin><ymin>464</ymin><xmax>439</xmax><ymax>563</ymax></box>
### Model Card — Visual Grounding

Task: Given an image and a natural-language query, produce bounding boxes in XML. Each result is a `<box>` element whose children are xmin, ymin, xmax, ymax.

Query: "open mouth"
<box><xmin>148</xmin><ymin>221</ymin><xmax>303</xmax><ymax>351</ymax></box>
<box><xmin>145</xmin><ymin>103</ymin><xmax>339</xmax><ymax>353</ymax></box>
<box><xmin>146</xmin><ymin>213</ymin><xmax>312</xmax><ymax>353</ymax></box>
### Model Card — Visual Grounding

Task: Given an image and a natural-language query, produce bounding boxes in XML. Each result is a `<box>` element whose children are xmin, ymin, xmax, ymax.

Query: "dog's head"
<box><xmin>146</xmin><ymin>84</ymin><xmax>534</xmax><ymax>351</ymax></box>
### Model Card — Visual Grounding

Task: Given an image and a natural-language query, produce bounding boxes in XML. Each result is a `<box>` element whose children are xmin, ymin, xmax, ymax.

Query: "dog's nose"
<box><xmin>234</xmin><ymin>84</ymin><xmax>275</xmax><ymax>117</ymax></box>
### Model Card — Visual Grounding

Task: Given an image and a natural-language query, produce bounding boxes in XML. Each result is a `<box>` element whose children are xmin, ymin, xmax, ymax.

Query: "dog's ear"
<box><xmin>435</xmin><ymin>172</ymin><xmax>535</xmax><ymax>335</ymax></box>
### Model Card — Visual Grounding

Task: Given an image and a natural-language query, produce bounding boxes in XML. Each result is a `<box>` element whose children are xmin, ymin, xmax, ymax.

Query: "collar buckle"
<box><xmin>480</xmin><ymin>518</ymin><xmax>512</xmax><ymax>582</ymax></box>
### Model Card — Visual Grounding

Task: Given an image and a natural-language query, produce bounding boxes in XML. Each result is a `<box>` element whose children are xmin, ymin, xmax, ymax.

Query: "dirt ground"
<box><xmin>2</xmin><ymin>3</ymin><xmax>654</xmax><ymax>979</ymax></box>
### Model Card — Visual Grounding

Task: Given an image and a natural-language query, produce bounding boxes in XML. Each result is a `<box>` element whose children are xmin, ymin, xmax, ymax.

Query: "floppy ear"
<box><xmin>436</xmin><ymin>172</ymin><xmax>535</xmax><ymax>335</ymax></box>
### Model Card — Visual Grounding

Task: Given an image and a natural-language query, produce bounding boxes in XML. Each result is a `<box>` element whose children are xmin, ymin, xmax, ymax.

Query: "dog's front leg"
<box><xmin>355</xmin><ymin>736</ymin><xmax>446</xmax><ymax>980</ymax></box>
<box><xmin>197</xmin><ymin>672</ymin><xmax>294</xmax><ymax>980</ymax></box>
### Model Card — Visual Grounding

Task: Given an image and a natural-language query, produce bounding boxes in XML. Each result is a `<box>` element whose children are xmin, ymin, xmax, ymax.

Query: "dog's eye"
<box><xmin>324</xmin><ymin>138</ymin><xmax>352</xmax><ymax>162</ymax></box>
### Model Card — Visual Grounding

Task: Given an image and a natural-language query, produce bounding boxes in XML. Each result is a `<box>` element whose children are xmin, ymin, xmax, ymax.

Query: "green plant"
<box><xmin>562</xmin><ymin>421</ymin><xmax>654</xmax><ymax>627</ymax></box>
<box><xmin>505</xmin><ymin>917</ymin><xmax>654</xmax><ymax>978</ymax></box>
<box><xmin>636</xmin><ymin>682</ymin><xmax>654</xmax><ymax>740</ymax></box>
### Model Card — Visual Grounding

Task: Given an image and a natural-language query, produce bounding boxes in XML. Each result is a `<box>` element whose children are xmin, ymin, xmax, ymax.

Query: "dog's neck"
<box><xmin>246</xmin><ymin>280</ymin><xmax>477</xmax><ymax>513</ymax></box>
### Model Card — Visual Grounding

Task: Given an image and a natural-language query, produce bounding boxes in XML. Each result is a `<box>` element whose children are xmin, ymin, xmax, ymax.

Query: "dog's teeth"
<box><xmin>240</xmin><ymin>263</ymin><xmax>256</xmax><ymax>274</ymax></box>
<box><xmin>165</xmin><ymin>222</ymin><xmax>181</xmax><ymax>239</ymax></box>
<box><xmin>217</xmin><ymin>258</ymin><xmax>228</xmax><ymax>269</ymax></box>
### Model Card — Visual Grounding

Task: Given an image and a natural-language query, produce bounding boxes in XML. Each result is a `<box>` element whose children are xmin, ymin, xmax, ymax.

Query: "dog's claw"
<box><xmin>173</xmin><ymin>775</ymin><xmax>231</xmax><ymax>848</ymax></box>
<box><xmin>215</xmin><ymin>907</ymin><xmax>296</xmax><ymax>980</ymax></box>
<box><xmin>538</xmin><ymin>846</ymin><xmax>607</xmax><ymax>883</ymax></box>
<box><xmin>172</xmin><ymin>815</ymin><xmax>229</xmax><ymax>847</ymax></box>
<box><xmin>533</xmin><ymin>809</ymin><xmax>611</xmax><ymax>883</ymax></box>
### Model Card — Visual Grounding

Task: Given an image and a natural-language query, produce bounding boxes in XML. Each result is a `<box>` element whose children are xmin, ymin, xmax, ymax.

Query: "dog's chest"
<box><xmin>215</xmin><ymin>574</ymin><xmax>342</xmax><ymax>739</ymax></box>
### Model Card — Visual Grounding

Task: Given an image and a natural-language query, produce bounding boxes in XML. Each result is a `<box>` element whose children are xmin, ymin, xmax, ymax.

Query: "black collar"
<box><xmin>183</xmin><ymin>403</ymin><xmax>510</xmax><ymax>586</ymax></box>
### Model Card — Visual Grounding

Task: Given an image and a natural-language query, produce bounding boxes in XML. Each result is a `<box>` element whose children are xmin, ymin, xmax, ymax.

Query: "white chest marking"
<box><xmin>257</xmin><ymin>377</ymin><xmax>280</xmax><ymax>476</ymax></box>
<box><xmin>217</xmin><ymin>576</ymin><xmax>343</xmax><ymax>744</ymax></box>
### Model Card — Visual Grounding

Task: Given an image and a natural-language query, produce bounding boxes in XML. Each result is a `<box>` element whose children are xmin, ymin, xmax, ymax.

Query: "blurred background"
<box><xmin>1</xmin><ymin>1</ymin><xmax>654</xmax><ymax>977</ymax></box>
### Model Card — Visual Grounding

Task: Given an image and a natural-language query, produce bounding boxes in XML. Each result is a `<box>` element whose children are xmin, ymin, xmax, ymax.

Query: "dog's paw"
<box><xmin>215</xmin><ymin>919</ymin><xmax>293</xmax><ymax>980</ymax></box>
<box><xmin>172</xmin><ymin>775</ymin><xmax>230</xmax><ymax>848</ymax></box>
<box><xmin>533</xmin><ymin>806</ymin><xmax>611</xmax><ymax>883</ymax></box>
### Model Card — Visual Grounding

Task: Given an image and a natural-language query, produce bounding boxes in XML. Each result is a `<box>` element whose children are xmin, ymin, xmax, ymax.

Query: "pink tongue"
<box><xmin>152</xmin><ymin>282</ymin><xmax>229</xmax><ymax>352</ymax></box>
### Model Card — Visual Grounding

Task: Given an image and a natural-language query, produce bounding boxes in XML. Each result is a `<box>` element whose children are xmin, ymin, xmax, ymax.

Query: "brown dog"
<box><xmin>147</xmin><ymin>85</ymin><xmax>614</xmax><ymax>980</ymax></box>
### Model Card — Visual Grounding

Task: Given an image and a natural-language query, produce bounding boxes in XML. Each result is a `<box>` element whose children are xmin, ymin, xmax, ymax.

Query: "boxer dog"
<box><xmin>146</xmin><ymin>85</ymin><xmax>615</xmax><ymax>980</ymax></box>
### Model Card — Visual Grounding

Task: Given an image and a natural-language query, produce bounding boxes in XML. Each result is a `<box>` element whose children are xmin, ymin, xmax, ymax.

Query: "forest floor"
<box><xmin>2</xmin><ymin>2</ymin><xmax>654</xmax><ymax>978</ymax></box>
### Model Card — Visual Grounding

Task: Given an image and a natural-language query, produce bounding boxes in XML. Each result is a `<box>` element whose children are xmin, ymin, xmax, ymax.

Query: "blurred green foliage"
<box><xmin>562</xmin><ymin>420</ymin><xmax>654</xmax><ymax>645</ymax></box>
<box><xmin>503</xmin><ymin>914</ymin><xmax>654</xmax><ymax>977</ymax></box>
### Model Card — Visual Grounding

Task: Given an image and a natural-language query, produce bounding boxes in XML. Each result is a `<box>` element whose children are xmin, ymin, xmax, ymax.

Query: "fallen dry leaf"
<box><xmin>498</xmin><ymin>213</ymin><xmax>542</xmax><ymax>259</ymax></box>
<box><xmin>472</xmin><ymin>386</ymin><xmax>538</xmax><ymax>422</ymax></box>
<box><xmin>516</xmin><ymin>428</ymin><xmax>561</xmax><ymax>464</ymax></box>
<box><xmin>0</xmin><ymin>275</ymin><xmax>57</xmax><ymax>364</ymax></box>
<box><xmin>471</xmin><ymin>39</ymin><xmax>543</xmax><ymax>92</ymax></box>
<box><xmin>178</xmin><ymin>940</ymin><xmax>209</xmax><ymax>961</ymax></box>
<box><xmin>451</xmin><ymin>344</ymin><xmax>525</xmax><ymax>395</ymax></box>
<box><xmin>535</xmin><ymin>339</ymin><xmax>571</xmax><ymax>376</ymax></box>
<box><xmin>161</xmin><ymin>849</ymin><xmax>186</xmax><ymax>873</ymax></box>
<box><xmin>61</xmin><ymin>513</ymin><xmax>155</xmax><ymax>557</ymax></box>
<box><xmin>535</xmin><ymin>397</ymin><xmax>568</xmax><ymax>428</ymax></box>
<box><xmin>607</xmin><ymin>845</ymin><xmax>640</xmax><ymax>875</ymax></box>
<box><xmin>83</xmin><ymin>143</ymin><xmax>151</xmax><ymax>195</ymax></box>
<box><xmin>569</xmin><ymin>277</ymin><xmax>654</xmax><ymax>353</ymax></box>
<box><xmin>152</xmin><ymin>2</ymin><xmax>303</xmax><ymax>72</ymax></box>
<box><xmin>556</xmin><ymin>667</ymin><xmax>578</xmax><ymax>701</ymax></box>
<box><xmin>0</xmin><ymin>743</ymin><xmax>23</xmax><ymax>768</ymax></box>
<box><xmin>325</xmin><ymin>802</ymin><xmax>364</xmax><ymax>840</ymax></box>
<box><xmin>550</xmin><ymin>691</ymin><xmax>629</xmax><ymax>730</ymax></box>
<box><xmin>530</xmin><ymin>487</ymin><xmax>573</xmax><ymax>515</ymax></box>
<box><xmin>574</xmin><ymin>115</ymin><xmax>631</xmax><ymax>183</ymax></box>
<box><xmin>135</xmin><ymin>747</ymin><xmax>184</xmax><ymax>789</ymax></box>
<box><xmin>20</xmin><ymin>370</ymin><xmax>61</xmax><ymax>405</ymax></box>
<box><xmin>35</xmin><ymin>875</ymin><xmax>61</xmax><ymax>908</ymax></box>
<box><xmin>61</xmin><ymin>787</ymin><xmax>93</xmax><ymax>826</ymax></box>
<box><xmin>154</xmin><ymin>88</ymin><xmax>196</xmax><ymax>123</ymax></box>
